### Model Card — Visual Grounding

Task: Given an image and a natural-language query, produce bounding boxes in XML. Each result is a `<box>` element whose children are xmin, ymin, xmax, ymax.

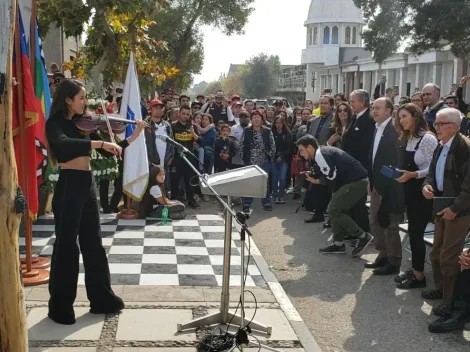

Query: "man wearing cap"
<box><xmin>230</xmin><ymin>100</ymin><xmax>243</xmax><ymax>125</ymax></box>
<box><xmin>145</xmin><ymin>99</ymin><xmax>174</xmax><ymax>174</ymax></box>
<box><xmin>204</xmin><ymin>90</ymin><xmax>234</xmax><ymax>125</ymax></box>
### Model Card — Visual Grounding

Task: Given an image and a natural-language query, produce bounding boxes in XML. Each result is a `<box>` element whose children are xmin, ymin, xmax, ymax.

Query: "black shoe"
<box><xmin>90</xmin><ymin>297</ymin><xmax>125</xmax><ymax>314</ymax></box>
<box><xmin>397</xmin><ymin>274</ymin><xmax>426</xmax><ymax>289</ymax></box>
<box><xmin>48</xmin><ymin>311</ymin><xmax>76</xmax><ymax>325</ymax></box>
<box><xmin>432</xmin><ymin>303</ymin><xmax>452</xmax><ymax>317</ymax></box>
<box><xmin>262</xmin><ymin>203</ymin><xmax>273</xmax><ymax>211</ymax></box>
<box><xmin>422</xmin><ymin>289</ymin><xmax>443</xmax><ymax>300</ymax></box>
<box><xmin>373</xmin><ymin>262</ymin><xmax>400</xmax><ymax>276</ymax></box>
<box><xmin>305</xmin><ymin>215</ymin><xmax>325</xmax><ymax>223</ymax></box>
<box><xmin>351</xmin><ymin>233</ymin><xmax>373</xmax><ymax>257</ymax></box>
<box><xmin>395</xmin><ymin>270</ymin><xmax>413</xmax><ymax>283</ymax></box>
<box><xmin>242</xmin><ymin>205</ymin><xmax>251</xmax><ymax>214</ymax></box>
<box><xmin>188</xmin><ymin>199</ymin><xmax>201</xmax><ymax>208</ymax></box>
<box><xmin>428</xmin><ymin>308</ymin><xmax>470</xmax><ymax>333</ymax></box>
<box><xmin>322</xmin><ymin>220</ymin><xmax>331</xmax><ymax>228</ymax></box>
<box><xmin>319</xmin><ymin>243</ymin><xmax>346</xmax><ymax>254</ymax></box>
<box><xmin>364</xmin><ymin>256</ymin><xmax>388</xmax><ymax>269</ymax></box>
<box><xmin>292</xmin><ymin>194</ymin><xmax>301</xmax><ymax>200</ymax></box>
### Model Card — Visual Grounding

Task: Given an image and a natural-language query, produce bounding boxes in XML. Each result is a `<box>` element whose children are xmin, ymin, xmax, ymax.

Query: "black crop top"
<box><xmin>46</xmin><ymin>117</ymin><xmax>129</xmax><ymax>163</ymax></box>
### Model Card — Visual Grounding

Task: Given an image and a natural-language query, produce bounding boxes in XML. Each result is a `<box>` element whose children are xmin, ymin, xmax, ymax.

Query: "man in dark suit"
<box><xmin>366</xmin><ymin>97</ymin><xmax>404</xmax><ymax>275</ymax></box>
<box><xmin>341</xmin><ymin>89</ymin><xmax>376</xmax><ymax>234</ymax></box>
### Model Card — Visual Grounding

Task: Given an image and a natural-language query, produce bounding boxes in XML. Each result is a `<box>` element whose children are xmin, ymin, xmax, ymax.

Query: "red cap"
<box><xmin>233</xmin><ymin>101</ymin><xmax>243</xmax><ymax>107</ymax></box>
<box><xmin>231</xmin><ymin>94</ymin><xmax>240</xmax><ymax>101</ymax></box>
<box><xmin>149</xmin><ymin>99</ymin><xmax>164</xmax><ymax>109</ymax></box>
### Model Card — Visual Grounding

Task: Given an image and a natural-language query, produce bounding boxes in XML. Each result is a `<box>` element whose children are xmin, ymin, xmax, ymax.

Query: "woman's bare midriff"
<box><xmin>59</xmin><ymin>156</ymin><xmax>91</xmax><ymax>171</ymax></box>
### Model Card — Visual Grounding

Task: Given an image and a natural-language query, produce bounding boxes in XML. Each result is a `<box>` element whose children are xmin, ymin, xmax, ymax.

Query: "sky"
<box><xmin>193</xmin><ymin>0</ymin><xmax>312</xmax><ymax>84</ymax></box>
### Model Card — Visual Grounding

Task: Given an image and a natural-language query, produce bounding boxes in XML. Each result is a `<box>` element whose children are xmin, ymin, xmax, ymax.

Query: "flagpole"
<box><xmin>14</xmin><ymin>3</ymin><xmax>48</xmax><ymax>286</ymax></box>
<box><xmin>20</xmin><ymin>0</ymin><xmax>51</xmax><ymax>271</ymax></box>
<box><xmin>0</xmin><ymin>0</ymin><xmax>28</xmax><ymax>349</ymax></box>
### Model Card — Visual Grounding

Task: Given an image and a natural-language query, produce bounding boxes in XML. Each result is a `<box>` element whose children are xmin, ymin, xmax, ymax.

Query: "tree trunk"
<box><xmin>0</xmin><ymin>0</ymin><xmax>28</xmax><ymax>351</ymax></box>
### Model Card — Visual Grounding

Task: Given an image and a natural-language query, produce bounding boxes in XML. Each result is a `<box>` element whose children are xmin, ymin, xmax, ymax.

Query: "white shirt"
<box><xmin>149</xmin><ymin>185</ymin><xmax>163</xmax><ymax>209</ymax></box>
<box><xmin>372</xmin><ymin>117</ymin><xmax>392</xmax><ymax>166</ymax></box>
<box><xmin>230</xmin><ymin>124</ymin><xmax>247</xmax><ymax>165</ymax></box>
<box><xmin>406</xmin><ymin>133</ymin><xmax>438</xmax><ymax>179</ymax></box>
<box><xmin>154</xmin><ymin>121</ymin><xmax>168</xmax><ymax>167</ymax></box>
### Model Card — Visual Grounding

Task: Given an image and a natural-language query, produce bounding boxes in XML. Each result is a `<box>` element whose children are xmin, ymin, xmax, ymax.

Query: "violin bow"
<box><xmin>99</xmin><ymin>96</ymin><xmax>117</xmax><ymax>145</ymax></box>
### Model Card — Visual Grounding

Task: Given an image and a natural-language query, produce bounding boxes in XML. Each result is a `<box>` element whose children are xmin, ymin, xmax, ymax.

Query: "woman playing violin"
<box><xmin>45</xmin><ymin>79</ymin><xmax>146</xmax><ymax>325</ymax></box>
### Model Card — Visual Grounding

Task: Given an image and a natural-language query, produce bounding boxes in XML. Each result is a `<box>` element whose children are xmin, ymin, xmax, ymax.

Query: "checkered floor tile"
<box><xmin>21</xmin><ymin>214</ymin><xmax>265</xmax><ymax>287</ymax></box>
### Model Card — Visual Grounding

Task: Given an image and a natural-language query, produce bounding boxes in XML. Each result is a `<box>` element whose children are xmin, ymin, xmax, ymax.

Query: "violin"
<box><xmin>74</xmin><ymin>112</ymin><xmax>155</xmax><ymax>135</ymax></box>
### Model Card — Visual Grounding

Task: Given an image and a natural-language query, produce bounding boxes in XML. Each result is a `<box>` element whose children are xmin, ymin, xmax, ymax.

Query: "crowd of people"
<box><xmin>44</xmin><ymin>73</ymin><xmax>470</xmax><ymax>335</ymax></box>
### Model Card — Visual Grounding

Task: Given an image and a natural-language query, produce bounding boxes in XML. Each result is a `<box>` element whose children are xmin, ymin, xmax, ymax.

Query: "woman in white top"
<box><xmin>394</xmin><ymin>103</ymin><xmax>438</xmax><ymax>289</ymax></box>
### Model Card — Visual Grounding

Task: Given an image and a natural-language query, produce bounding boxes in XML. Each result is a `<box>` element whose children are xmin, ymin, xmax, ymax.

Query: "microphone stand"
<box><xmin>171</xmin><ymin>140</ymin><xmax>282</xmax><ymax>352</ymax></box>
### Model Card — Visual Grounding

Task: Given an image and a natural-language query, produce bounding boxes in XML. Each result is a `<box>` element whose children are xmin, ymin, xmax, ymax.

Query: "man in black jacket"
<box><xmin>297</xmin><ymin>135</ymin><xmax>373</xmax><ymax>256</ymax></box>
<box><xmin>341</xmin><ymin>89</ymin><xmax>376</xmax><ymax>234</ymax></box>
<box><xmin>367</xmin><ymin>97</ymin><xmax>404</xmax><ymax>275</ymax></box>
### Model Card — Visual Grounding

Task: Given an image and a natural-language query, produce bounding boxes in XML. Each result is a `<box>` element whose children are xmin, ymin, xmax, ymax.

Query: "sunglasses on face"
<box><xmin>338</xmin><ymin>109</ymin><xmax>348</xmax><ymax>113</ymax></box>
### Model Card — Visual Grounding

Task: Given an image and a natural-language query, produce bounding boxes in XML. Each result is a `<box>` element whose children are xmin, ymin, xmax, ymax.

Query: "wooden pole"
<box><xmin>0</xmin><ymin>0</ymin><xmax>28</xmax><ymax>350</ymax></box>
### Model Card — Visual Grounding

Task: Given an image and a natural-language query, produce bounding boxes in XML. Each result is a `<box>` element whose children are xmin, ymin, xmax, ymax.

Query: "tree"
<box><xmin>221</xmin><ymin>73</ymin><xmax>245</xmax><ymax>97</ymax></box>
<box><xmin>149</xmin><ymin>3</ymin><xmax>205</xmax><ymax>91</ymax></box>
<box><xmin>150</xmin><ymin>0</ymin><xmax>255</xmax><ymax>90</ymax></box>
<box><xmin>354</xmin><ymin>0</ymin><xmax>470</xmax><ymax>63</ymax></box>
<box><xmin>241</xmin><ymin>53</ymin><xmax>281</xmax><ymax>98</ymax></box>
<box><xmin>202</xmin><ymin>79</ymin><xmax>223</xmax><ymax>96</ymax></box>
<box><xmin>38</xmin><ymin>0</ymin><xmax>178</xmax><ymax>89</ymax></box>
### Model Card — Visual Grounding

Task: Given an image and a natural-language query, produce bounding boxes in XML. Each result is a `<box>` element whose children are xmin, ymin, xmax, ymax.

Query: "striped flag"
<box><xmin>33</xmin><ymin>18</ymin><xmax>50</xmax><ymax>182</ymax></box>
<box><xmin>120</xmin><ymin>52</ymin><xmax>149</xmax><ymax>201</ymax></box>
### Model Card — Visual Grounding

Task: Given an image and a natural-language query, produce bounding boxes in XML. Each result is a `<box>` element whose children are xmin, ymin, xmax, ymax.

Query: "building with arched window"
<box><xmin>286</xmin><ymin>0</ymin><xmax>470</xmax><ymax>104</ymax></box>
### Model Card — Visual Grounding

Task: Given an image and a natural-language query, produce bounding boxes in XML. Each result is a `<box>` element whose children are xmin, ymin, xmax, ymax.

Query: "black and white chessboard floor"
<box><xmin>21</xmin><ymin>214</ymin><xmax>265</xmax><ymax>287</ymax></box>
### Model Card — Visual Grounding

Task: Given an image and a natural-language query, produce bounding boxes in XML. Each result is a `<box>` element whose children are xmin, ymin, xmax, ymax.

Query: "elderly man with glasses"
<box><xmin>421</xmin><ymin>107</ymin><xmax>470</xmax><ymax>317</ymax></box>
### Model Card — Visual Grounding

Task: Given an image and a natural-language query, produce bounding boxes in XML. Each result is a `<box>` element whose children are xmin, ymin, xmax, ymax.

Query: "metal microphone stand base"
<box><xmin>174</xmin><ymin>150</ymin><xmax>272</xmax><ymax>336</ymax></box>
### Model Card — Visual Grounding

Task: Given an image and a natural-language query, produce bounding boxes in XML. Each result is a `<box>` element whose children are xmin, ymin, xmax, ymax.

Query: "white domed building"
<box><xmin>277</xmin><ymin>0</ymin><xmax>470</xmax><ymax>104</ymax></box>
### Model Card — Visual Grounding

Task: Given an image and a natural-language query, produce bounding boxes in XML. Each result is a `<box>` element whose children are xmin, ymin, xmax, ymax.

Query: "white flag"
<box><xmin>120</xmin><ymin>52</ymin><xmax>149</xmax><ymax>201</ymax></box>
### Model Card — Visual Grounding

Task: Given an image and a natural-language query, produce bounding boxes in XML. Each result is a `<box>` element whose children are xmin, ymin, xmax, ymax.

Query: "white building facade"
<box><xmin>286</xmin><ymin>0</ymin><xmax>470</xmax><ymax>103</ymax></box>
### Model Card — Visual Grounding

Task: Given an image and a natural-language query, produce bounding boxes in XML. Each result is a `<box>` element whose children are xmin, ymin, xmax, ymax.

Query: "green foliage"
<box><xmin>149</xmin><ymin>0</ymin><xmax>255</xmax><ymax>91</ymax></box>
<box><xmin>241</xmin><ymin>54</ymin><xmax>281</xmax><ymax>98</ymax></box>
<box><xmin>354</xmin><ymin>0</ymin><xmax>470</xmax><ymax>62</ymax></box>
<box><xmin>38</xmin><ymin>0</ymin><xmax>177</xmax><ymax>88</ymax></box>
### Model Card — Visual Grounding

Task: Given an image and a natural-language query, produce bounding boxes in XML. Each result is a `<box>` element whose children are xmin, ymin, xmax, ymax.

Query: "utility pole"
<box><xmin>0</xmin><ymin>0</ymin><xmax>28</xmax><ymax>350</ymax></box>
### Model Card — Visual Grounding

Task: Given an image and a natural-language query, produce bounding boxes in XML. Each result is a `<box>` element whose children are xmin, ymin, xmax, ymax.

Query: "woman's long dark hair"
<box><xmin>49</xmin><ymin>79</ymin><xmax>84</xmax><ymax>120</ymax></box>
<box><xmin>396</xmin><ymin>103</ymin><xmax>430</xmax><ymax>142</ymax></box>
<box><xmin>331</xmin><ymin>102</ymin><xmax>352</xmax><ymax>135</ymax></box>
<box><xmin>149</xmin><ymin>165</ymin><xmax>168</xmax><ymax>205</ymax></box>
<box><xmin>47</xmin><ymin>79</ymin><xmax>85</xmax><ymax>168</ymax></box>
<box><xmin>271</xmin><ymin>115</ymin><xmax>291</xmax><ymax>133</ymax></box>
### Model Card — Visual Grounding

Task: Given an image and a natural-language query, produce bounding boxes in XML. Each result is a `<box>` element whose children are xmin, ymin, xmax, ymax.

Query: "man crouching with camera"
<box><xmin>296</xmin><ymin>134</ymin><xmax>373</xmax><ymax>256</ymax></box>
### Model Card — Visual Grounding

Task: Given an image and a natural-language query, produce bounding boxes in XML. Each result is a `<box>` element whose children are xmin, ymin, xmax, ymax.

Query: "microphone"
<box><xmin>155</xmin><ymin>134</ymin><xmax>190</xmax><ymax>154</ymax></box>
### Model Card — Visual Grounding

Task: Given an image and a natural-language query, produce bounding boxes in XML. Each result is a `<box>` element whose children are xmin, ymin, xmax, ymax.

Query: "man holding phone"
<box><xmin>296</xmin><ymin>134</ymin><xmax>373</xmax><ymax>256</ymax></box>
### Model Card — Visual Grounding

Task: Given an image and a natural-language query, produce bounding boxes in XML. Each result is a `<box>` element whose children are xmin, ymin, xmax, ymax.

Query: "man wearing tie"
<box><xmin>422</xmin><ymin>107</ymin><xmax>470</xmax><ymax>316</ymax></box>
<box><xmin>367</xmin><ymin>97</ymin><xmax>404</xmax><ymax>275</ymax></box>
<box><xmin>341</xmin><ymin>89</ymin><xmax>376</xmax><ymax>234</ymax></box>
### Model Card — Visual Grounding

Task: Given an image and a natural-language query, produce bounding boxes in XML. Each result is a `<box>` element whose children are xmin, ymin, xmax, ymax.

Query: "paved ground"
<box><xmin>25</xmin><ymin>199</ymin><xmax>312</xmax><ymax>352</ymax></box>
<box><xmin>244</xmin><ymin>197</ymin><xmax>470</xmax><ymax>352</ymax></box>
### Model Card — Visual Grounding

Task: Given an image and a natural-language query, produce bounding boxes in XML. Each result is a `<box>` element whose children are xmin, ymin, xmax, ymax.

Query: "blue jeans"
<box><xmin>271</xmin><ymin>161</ymin><xmax>288</xmax><ymax>197</ymax></box>
<box><xmin>196</xmin><ymin>146</ymin><xmax>204</xmax><ymax>169</ymax></box>
<box><xmin>242</xmin><ymin>163</ymin><xmax>271</xmax><ymax>206</ymax></box>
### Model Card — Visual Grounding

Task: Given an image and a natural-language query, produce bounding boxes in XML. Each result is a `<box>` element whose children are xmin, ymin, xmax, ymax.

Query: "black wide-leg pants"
<box><xmin>49</xmin><ymin>169</ymin><xmax>120</xmax><ymax>319</ymax></box>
